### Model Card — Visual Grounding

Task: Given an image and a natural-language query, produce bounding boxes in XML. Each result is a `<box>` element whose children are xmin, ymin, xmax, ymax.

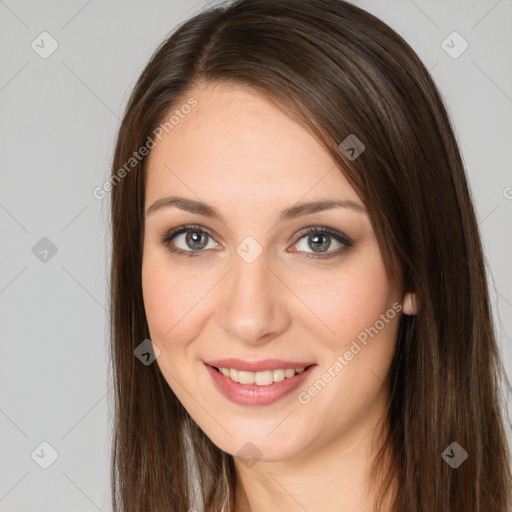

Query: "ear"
<box><xmin>402</xmin><ymin>292</ymin><xmax>418</xmax><ymax>315</ymax></box>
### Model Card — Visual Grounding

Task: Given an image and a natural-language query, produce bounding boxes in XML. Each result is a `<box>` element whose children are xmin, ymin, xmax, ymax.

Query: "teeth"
<box><xmin>217</xmin><ymin>366</ymin><xmax>307</xmax><ymax>386</ymax></box>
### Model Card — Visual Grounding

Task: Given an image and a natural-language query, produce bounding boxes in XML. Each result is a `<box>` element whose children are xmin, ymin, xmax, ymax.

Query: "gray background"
<box><xmin>1</xmin><ymin>0</ymin><xmax>511</xmax><ymax>510</ymax></box>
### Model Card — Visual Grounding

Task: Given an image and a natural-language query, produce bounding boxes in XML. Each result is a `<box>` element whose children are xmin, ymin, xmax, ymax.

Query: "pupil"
<box><xmin>184</xmin><ymin>232</ymin><xmax>332</xmax><ymax>253</ymax></box>
<box><xmin>187</xmin><ymin>231</ymin><xmax>207</xmax><ymax>250</ymax></box>
<box><xmin>310</xmin><ymin>234</ymin><xmax>330</xmax><ymax>253</ymax></box>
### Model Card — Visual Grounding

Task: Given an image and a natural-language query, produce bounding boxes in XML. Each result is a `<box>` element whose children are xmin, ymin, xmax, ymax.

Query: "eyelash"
<box><xmin>160</xmin><ymin>224</ymin><xmax>353</xmax><ymax>259</ymax></box>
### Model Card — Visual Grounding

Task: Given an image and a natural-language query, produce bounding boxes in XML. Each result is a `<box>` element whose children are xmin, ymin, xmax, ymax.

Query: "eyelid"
<box><xmin>161</xmin><ymin>223</ymin><xmax>353</xmax><ymax>258</ymax></box>
<box><xmin>163</xmin><ymin>223</ymin><xmax>216</xmax><ymax>240</ymax></box>
<box><xmin>293</xmin><ymin>225</ymin><xmax>353</xmax><ymax>247</ymax></box>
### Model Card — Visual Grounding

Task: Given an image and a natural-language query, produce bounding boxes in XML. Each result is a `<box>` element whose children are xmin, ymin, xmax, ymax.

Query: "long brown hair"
<box><xmin>108</xmin><ymin>0</ymin><xmax>512</xmax><ymax>510</ymax></box>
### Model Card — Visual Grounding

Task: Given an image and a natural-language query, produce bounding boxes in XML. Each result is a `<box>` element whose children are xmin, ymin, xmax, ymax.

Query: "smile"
<box><xmin>215</xmin><ymin>366</ymin><xmax>307</xmax><ymax>385</ymax></box>
<box><xmin>204</xmin><ymin>361</ymin><xmax>317</xmax><ymax>406</ymax></box>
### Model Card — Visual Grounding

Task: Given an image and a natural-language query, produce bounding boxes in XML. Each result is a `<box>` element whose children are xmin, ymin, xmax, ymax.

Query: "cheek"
<box><xmin>141</xmin><ymin>252</ymin><xmax>208</xmax><ymax>400</ymax></box>
<box><xmin>304</xmin><ymin>247</ymin><xmax>396</xmax><ymax>347</ymax></box>
<box><xmin>141</xmin><ymin>252</ymin><xmax>174</xmax><ymax>342</ymax></box>
<box><xmin>141</xmin><ymin>248</ymin><xmax>212</xmax><ymax>349</ymax></box>
<box><xmin>297</xmin><ymin>249</ymin><xmax>400</xmax><ymax>415</ymax></box>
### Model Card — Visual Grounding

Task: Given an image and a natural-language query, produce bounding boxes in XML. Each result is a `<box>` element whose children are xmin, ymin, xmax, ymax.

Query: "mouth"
<box><xmin>208</xmin><ymin>363</ymin><xmax>316</xmax><ymax>385</ymax></box>
<box><xmin>204</xmin><ymin>361</ymin><xmax>318</xmax><ymax>406</ymax></box>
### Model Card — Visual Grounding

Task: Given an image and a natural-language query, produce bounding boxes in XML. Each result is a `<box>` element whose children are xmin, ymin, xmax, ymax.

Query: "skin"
<box><xmin>142</xmin><ymin>81</ymin><xmax>417</xmax><ymax>512</ymax></box>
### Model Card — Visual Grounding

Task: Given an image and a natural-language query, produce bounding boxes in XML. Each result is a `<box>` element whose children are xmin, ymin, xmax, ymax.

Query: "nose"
<box><xmin>217</xmin><ymin>249</ymin><xmax>290</xmax><ymax>346</ymax></box>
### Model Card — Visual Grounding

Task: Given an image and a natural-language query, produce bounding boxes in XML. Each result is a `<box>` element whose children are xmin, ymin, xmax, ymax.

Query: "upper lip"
<box><xmin>204</xmin><ymin>358</ymin><xmax>316</xmax><ymax>372</ymax></box>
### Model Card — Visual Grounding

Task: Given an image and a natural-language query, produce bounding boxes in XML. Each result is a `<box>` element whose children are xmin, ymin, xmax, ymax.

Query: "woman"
<box><xmin>108</xmin><ymin>0</ymin><xmax>512</xmax><ymax>510</ymax></box>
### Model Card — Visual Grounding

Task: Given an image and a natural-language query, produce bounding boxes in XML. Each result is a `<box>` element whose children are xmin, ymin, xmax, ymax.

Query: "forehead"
<box><xmin>144</xmin><ymin>83</ymin><xmax>362</xmax><ymax>211</ymax></box>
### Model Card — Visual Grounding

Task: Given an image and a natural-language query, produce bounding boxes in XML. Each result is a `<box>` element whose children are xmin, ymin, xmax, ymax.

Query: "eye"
<box><xmin>161</xmin><ymin>224</ymin><xmax>353</xmax><ymax>259</ymax></box>
<box><xmin>161</xmin><ymin>224</ymin><xmax>218</xmax><ymax>258</ymax></box>
<box><xmin>290</xmin><ymin>226</ymin><xmax>353</xmax><ymax>258</ymax></box>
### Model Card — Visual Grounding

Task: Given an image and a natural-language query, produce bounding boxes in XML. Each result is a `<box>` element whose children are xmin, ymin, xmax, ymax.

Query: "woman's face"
<box><xmin>142</xmin><ymin>82</ymin><xmax>406</xmax><ymax>463</ymax></box>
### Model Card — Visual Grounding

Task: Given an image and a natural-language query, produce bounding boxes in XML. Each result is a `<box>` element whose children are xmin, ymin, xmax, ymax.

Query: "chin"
<box><xmin>203</xmin><ymin>425</ymin><xmax>308</xmax><ymax>464</ymax></box>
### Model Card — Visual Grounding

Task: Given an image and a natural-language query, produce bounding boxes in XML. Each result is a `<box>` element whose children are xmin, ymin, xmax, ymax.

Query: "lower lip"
<box><xmin>204</xmin><ymin>363</ymin><xmax>316</xmax><ymax>406</ymax></box>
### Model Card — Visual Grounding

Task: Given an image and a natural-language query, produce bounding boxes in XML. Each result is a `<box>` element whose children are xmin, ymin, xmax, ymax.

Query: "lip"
<box><xmin>204</xmin><ymin>361</ymin><xmax>317</xmax><ymax>406</ymax></box>
<box><xmin>204</xmin><ymin>358</ymin><xmax>316</xmax><ymax>372</ymax></box>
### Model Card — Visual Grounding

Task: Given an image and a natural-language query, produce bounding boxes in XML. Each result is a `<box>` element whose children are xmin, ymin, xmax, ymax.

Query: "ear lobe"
<box><xmin>403</xmin><ymin>292</ymin><xmax>418</xmax><ymax>315</ymax></box>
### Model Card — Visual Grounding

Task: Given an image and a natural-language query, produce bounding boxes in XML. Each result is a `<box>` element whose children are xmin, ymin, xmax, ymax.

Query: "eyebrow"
<box><xmin>145</xmin><ymin>195</ymin><xmax>367</xmax><ymax>223</ymax></box>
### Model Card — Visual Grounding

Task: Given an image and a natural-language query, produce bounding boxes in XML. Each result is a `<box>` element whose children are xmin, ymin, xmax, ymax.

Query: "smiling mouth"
<box><xmin>209</xmin><ymin>364</ymin><xmax>316</xmax><ymax>386</ymax></box>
